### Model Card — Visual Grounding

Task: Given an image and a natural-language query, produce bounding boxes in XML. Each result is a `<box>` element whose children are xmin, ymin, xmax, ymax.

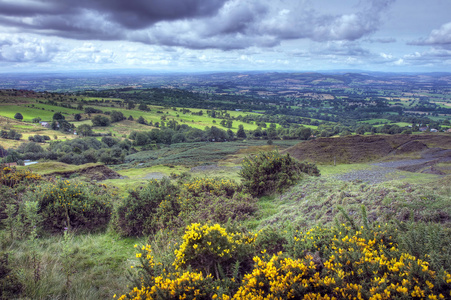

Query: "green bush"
<box><xmin>115</xmin><ymin>177</ymin><xmax>257</xmax><ymax>237</ymax></box>
<box><xmin>177</xmin><ymin>191</ymin><xmax>258</xmax><ymax>226</ymax></box>
<box><xmin>115</xmin><ymin>178</ymin><xmax>180</xmax><ymax>236</ymax></box>
<box><xmin>29</xmin><ymin>180</ymin><xmax>113</xmax><ymax>232</ymax></box>
<box><xmin>239</xmin><ymin>150</ymin><xmax>320</xmax><ymax>196</ymax></box>
<box><xmin>173</xmin><ymin>223</ymin><xmax>256</xmax><ymax>280</ymax></box>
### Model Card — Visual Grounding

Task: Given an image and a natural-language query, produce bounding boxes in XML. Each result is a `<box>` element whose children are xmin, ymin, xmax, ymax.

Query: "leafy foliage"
<box><xmin>119</xmin><ymin>221</ymin><xmax>451</xmax><ymax>300</ymax></box>
<box><xmin>239</xmin><ymin>150</ymin><xmax>320</xmax><ymax>196</ymax></box>
<box><xmin>115</xmin><ymin>177</ymin><xmax>258</xmax><ymax>237</ymax></box>
<box><xmin>115</xmin><ymin>178</ymin><xmax>180</xmax><ymax>236</ymax></box>
<box><xmin>14</xmin><ymin>112</ymin><xmax>23</xmax><ymax>120</ymax></box>
<box><xmin>174</xmin><ymin>223</ymin><xmax>256</xmax><ymax>279</ymax></box>
<box><xmin>91</xmin><ymin>115</ymin><xmax>111</xmax><ymax>127</ymax></box>
<box><xmin>30</xmin><ymin>180</ymin><xmax>114</xmax><ymax>232</ymax></box>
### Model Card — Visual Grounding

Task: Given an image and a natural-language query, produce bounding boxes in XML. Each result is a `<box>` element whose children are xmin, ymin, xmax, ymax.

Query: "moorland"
<box><xmin>1</xmin><ymin>71</ymin><xmax>451</xmax><ymax>299</ymax></box>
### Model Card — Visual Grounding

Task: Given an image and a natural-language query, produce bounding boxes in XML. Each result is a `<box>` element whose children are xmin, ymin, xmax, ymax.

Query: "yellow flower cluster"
<box><xmin>174</xmin><ymin>223</ymin><xmax>256</xmax><ymax>272</ymax></box>
<box><xmin>233</xmin><ymin>254</ymin><xmax>331</xmax><ymax>299</ymax></box>
<box><xmin>118</xmin><ymin>270</ymin><xmax>213</xmax><ymax>300</ymax></box>
<box><xmin>1</xmin><ymin>166</ymin><xmax>42</xmax><ymax>187</ymax></box>
<box><xmin>287</xmin><ymin>225</ymin><xmax>451</xmax><ymax>300</ymax></box>
<box><xmin>118</xmin><ymin>223</ymin><xmax>451</xmax><ymax>300</ymax></box>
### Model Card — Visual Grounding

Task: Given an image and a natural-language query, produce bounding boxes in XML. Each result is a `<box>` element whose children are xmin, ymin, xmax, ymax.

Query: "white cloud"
<box><xmin>0</xmin><ymin>36</ymin><xmax>58</xmax><ymax>62</ymax></box>
<box><xmin>411</xmin><ymin>22</ymin><xmax>451</xmax><ymax>46</ymax></box>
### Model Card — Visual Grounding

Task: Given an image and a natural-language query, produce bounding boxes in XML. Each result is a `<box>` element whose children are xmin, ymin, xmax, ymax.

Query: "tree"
<box><xmin>138</xmin><ymin>103</ymin><xmax>150</xmax><ymax>111</ymax></box>
<box><xmin>237</xmin><ymin>125</ymin><xmax>247</xmax><ymax>139</ymax></box>
<box><xmin>205</xmin><ymin>126</ymin><xmax>227</xmax><ymax>142</ymax></box>
<box><xmin>32</xmin><ymin>117</ymin><xmax>41</xmax><ymax>123</ymax></box>
<box><xmin>298</xmin><ymin>127</ymin><xmax>312</xmax><ymax>140</ymax></box>
<box><xmin>101</xmin><ymin>136</ymin><xmax>118</xmax><ymax>147</ymax></box>
<box><xmin>227</xmin><ymin>129</ymin><xmax>235</xmax><ymax>141</ymax></box>
<box><xmin>53</xmin><ymin>112</ymin><xmax>65</xmax><ymax>121</ymax></box>
<box><xmin>14</xmin><ymin>113</ymin><xmax>23</xmax><ymax>121</ymax></box>
<box><xmin>253</xmin><ymin>126</ymin><xmax>263</xmax><ymax>138</ymax></box>
<box><xmin>74</xmin><ymin>114</ymin><xmax>82</xmax><ymax>121</ymax></box>
<box><xmin>92</xmin><ymin>115</ymin><xmax>111</xmax><ymax>127</ymax></box>
<box><xmin>110</xmin><ymin>111</ymin><xmax>125</xmax><ymax>123</ymax></box>
<box><xmin>77</xmin><ymin>124</ymin><xmax>93</xmax><ymax>137</ymax></box>
<box><xmin>56</xmin><ymin>120</ymin><xmax>75</xmax><ymax>133</ymax></box>
<box><xmin>134</xmin><ymin>132</ymin><xmax>150</xmax><ymax>146</ymax></box>
<box><xmin>137</xmin><ymin>116</ymin><xmax>147</xmax><ymax>124</ymax></box>
<box><xmin>127</xmin><ymin>102</ymin><xmax>135</xmax><ymax>110</ymax></box>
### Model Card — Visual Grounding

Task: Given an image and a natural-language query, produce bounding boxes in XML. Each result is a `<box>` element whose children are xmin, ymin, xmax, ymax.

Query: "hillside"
<box><xmin>283</xmin><ymin>134</ymin><xmax>451</xmax><ymax>165</ymax></box>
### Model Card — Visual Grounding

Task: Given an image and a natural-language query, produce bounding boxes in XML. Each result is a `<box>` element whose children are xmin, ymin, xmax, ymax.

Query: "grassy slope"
<box><xmin>3</xmin><ymin>137</ymin><xmax>451</xmax><ymax>299</ymax></box>
<box><xmin>249</xmin><ymin>169</ymin><xmax>449</xmax><ymax>233</ymax></box>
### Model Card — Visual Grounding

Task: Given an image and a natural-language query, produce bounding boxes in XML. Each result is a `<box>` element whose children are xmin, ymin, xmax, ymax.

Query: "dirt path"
<box><xmin>142</xmin><ymin>172</ymin><xmax>167</xmax><ymax>180</ymax></box>
<box><xmin>332</xmin><ymin>148</ymin><xmax>450</xmax><ymax>183</ymax></box>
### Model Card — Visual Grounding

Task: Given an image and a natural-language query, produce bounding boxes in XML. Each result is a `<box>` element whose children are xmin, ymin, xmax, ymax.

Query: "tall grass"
<box><xmin>1</xmin><ymin>231</ymin><xmax>139</xmax><ymax>299</ymax></box>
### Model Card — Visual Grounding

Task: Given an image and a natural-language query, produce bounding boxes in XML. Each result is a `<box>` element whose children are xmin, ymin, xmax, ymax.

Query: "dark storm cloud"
<box><xmin>0</xmin><ymin>0</ymin><xmax>226</xmax><ymax>27</ymax></box>
<box><xmin>0</xmin><ymin>0</ymin><xmax>396</xmax><ymax>50</ymax></box>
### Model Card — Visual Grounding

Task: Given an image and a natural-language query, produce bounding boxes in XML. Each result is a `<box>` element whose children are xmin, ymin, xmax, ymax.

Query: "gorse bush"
<box><xmin>181</xmin><ymin>177</ymin><xmax>241</xmax><ymax>198</ymax></box>
<box><xmin>115</xmin><ymin>178</ymin><xmax>180</xmax><ymax>236</ymax></box>
<box><xmin>121</xmin><ymin>244</ymin><xmax>215</xmax><ymax>300</ymax></box>
<box><xmin>239</xmin><ymin>150</ymin><xmax>320</xmax><ymax>196</ymax></box>
<box><xmin>29</xmin><ymin>180</ymin><xmax>113</xmax><ymax>232</ymax></box>
<box><xmin>177</xmin><ymin>191</ymin><xmax>258</xmax><ymax>225</ymax></box>
<box><xmin>176</xmin><ymin>178</ymin><xmax>257</xmax><ymax>225</ymax></box>
<box><xmin>173</xmin><ymin>223</ymin><xmax>256</xmax><ymax>280</ymax></box>
<box><xmin>119</xmin><ymin>222</ymin><xmax>451</xmax><ymax>300</ymax></box>
<box><xmin>0</xmin><ymin>166</ymin><xmax>42</xmax><ymax>188</ymax></box>
<box><xmin>116</xmin><ymin>177</ymin><xmax>258</xmax><ymax>237</ymax></box>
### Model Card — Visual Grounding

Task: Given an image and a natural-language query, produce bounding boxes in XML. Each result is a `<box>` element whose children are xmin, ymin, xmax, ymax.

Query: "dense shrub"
<box><xmin>29</xmin><ymin>180</ymin><xmax>113</xmax><ymax>232</ymax></box>
<box><xmin>99</xmin><ymin>147</ymin><xmax>125</xmax><ymax>164</ymax></box>
<box><xmin>177</xmin><ymin>192</ymin><xmax>257</xmax><ymax>226</ymax></box>
<box><xmin>115</xmin><ymin>177</ymin><xmax>257</xmax><ymax>237</ymax></box>
<box><xmin>0</xmin><ymin>129</ymin><xmax>22</xmax><ymax>140</ymax></box>
<box><xmin>84</xmin><ymin>107</ymin><xmax>103</xmax><ymax>114</ymax></box>
<box><xmin>115</xmin><ymin>178</ymin><xmax>179</xmax><ymax>236</ymax></box>
<box><xmin>119</xmin><ymin>222</ymin><xmax>451</xmax><ymax>300</ymax></box>
<box><xmin>181</xmin><ymin>177</ymin><xmax>241</xmax><ymax>198</ymax></box>
<box><xmin>239</xmin><ymin>150</ymin><xmax>320</xmax><ymax>196</ymax></box>
<box><xmin>110</xmin><ymin>111</ymin><xmax>125</xmax><ymax>123</ymax></box>
<box><xmin>0</xmin><ymin>167</ymin><xmax>42</xmax><ymax>188</ymax></box>
<box><xmin>176</xmin><ymin>178</ymin><xmax>257</xmax><ymax>226</ymax></box>
<box><xmin>91</xmin><ymin>115</ymin><xmax>111</xmax><ymax>127</ymax></box>
<box><xmin>174</xmin><ymin>223</ymin><xmax>256</xmax><ymax>279</ymax></box>
<box><xmin>120</xmin><ymin>244</ymin><xmax>215</xmax><ymax>300</ymax></box>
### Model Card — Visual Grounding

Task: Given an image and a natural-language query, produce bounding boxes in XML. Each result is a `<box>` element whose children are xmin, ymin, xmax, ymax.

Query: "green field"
<box><xmin>0</xmin><ymin>104</ymin><xmax>81</xmax><ymax>122</ymax></box>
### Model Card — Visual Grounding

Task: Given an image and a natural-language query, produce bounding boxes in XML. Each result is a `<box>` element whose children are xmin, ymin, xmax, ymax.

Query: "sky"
<box><xmin>0</xmin><ymin>0</ymin><xmax>451</xmax><ymax>73</ymax></box>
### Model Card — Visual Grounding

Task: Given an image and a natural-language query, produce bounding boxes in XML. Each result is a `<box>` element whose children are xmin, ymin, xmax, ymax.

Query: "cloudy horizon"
<box><xmin>1</xmin><ymin>0</ymin><xmax>451</xmax><ymax>73</ymax></box>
